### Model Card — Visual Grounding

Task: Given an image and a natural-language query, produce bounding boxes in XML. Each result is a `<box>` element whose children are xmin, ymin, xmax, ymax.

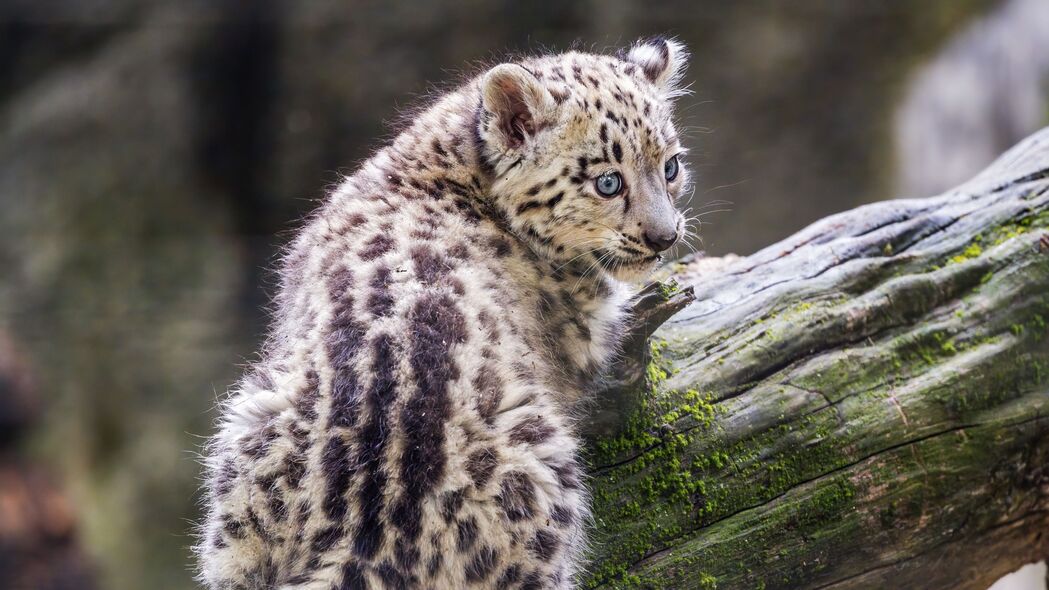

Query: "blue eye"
<box><xmin>595</xmin><ymin>172</ymin><xmax>623</xmax><ymax>197</ymax></box>
<box><xmin>665</xmin><ymin>155</ymin><xmax>679</xmax><ymax>181</ymax></box>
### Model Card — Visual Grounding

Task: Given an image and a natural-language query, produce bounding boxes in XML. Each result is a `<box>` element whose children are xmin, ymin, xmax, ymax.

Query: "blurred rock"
<box><xmin>895</xmin><ymin>0</ymin><xmax>1049</xmax><ymax>197</ymax></box>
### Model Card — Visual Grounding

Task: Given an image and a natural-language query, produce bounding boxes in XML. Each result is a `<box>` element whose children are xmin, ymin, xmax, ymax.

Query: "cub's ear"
<box><xmin>481</xmin><ymin>64</ymin><xmax>557</xmax><ymax>150</ymax></box>
<box><xmin>623</xmin><ymin>37</ymin><xmax>689</xmax><ymax>94</ymax></box>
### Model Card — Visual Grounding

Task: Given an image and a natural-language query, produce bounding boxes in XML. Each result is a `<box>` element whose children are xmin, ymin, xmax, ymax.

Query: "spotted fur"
<box><xmin>197</xmin><ymin>37</ymin><xmax>690</xmax><ymax>590</ymax></box>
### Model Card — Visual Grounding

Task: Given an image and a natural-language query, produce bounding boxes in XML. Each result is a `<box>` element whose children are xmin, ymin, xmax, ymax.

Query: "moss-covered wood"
<box><xmin>585</xmin><ymin>128</ymin><xmax>1049</xmax><ymax>589</ymax></box>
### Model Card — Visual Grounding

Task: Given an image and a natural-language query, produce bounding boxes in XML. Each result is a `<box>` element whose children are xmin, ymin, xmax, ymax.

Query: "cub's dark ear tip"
<box><xmin>641</xmin><ymin>35</ymin><xmax>671</xmax><ymax>51</ymax></box>
<box><xmin>621</xmin><ymin>36</ymin><xmax>689</xmax><ymax>91</ymax></box>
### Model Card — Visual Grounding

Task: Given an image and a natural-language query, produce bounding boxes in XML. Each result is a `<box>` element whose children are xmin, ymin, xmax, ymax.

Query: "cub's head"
<box><xmin>477</xmin><ymin>38</ymin><xmax>690</xmax><ymax>283</ymax></box>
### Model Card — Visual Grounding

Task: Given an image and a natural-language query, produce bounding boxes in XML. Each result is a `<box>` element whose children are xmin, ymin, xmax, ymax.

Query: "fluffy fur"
<box><xmin>197</xmin><ymin>37</ymin><xmax>690</xmax><ymax>590</ymax></box>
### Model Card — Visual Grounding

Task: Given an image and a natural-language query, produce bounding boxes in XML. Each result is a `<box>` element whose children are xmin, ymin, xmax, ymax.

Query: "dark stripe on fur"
<box><xmin>390</xmin><ymin>294</ymin><xmax>466</xmax><ymax>541</ymax></box>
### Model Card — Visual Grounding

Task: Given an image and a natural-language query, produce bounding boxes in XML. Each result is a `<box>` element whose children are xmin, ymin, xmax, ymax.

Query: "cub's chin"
<box><xmin>601</xmin><ymin>252</ymin><xmax>663</xmax><ymax>283</ymax></box>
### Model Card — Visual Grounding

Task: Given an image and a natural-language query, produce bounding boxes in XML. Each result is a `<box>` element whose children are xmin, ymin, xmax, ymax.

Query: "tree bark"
<box><xmin>585</xmin><ymin>128</ymin><xmax>1049</xmax><ymax>590</ymax></box>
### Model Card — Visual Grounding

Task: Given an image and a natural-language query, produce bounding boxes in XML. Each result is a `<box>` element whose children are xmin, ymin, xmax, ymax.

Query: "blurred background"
<box><xmin>1</xmin><ymin>1</ymin><xmax>1047</xmax><ymax>589</ymax></box>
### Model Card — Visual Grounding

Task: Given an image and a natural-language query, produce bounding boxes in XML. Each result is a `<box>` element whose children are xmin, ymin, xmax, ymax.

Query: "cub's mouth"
<box><xmin>597</xmin><ymin>250</ymin><xmax>663</xmax><ymax>279</ymax></box>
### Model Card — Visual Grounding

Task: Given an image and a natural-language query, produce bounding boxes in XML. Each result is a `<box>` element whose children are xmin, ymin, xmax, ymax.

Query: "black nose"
<box><xmin>643</xmin><ymin>229</ymin><xmax>677</xmax><ymax>253</ymax></box>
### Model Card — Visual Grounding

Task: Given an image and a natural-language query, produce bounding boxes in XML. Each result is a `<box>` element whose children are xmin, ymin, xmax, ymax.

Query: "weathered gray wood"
<box><xmin>586</xmin><ymin>128</ymin><xmax>1049</xmax><ymax>590</ymax></box>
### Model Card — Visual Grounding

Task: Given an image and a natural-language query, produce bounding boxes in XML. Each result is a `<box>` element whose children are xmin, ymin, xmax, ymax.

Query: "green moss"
<box><xmin>935</xmin><ymin>332</ymin><xmax>957</xmax><ymax>355</ymax></box>
<box><xmin>988</xmin><ymin>215</ymin><xmax>1034</xmax><ymax>246</ymax></box>
<box><xmin>658</xmin><ymin>279</ymin><xmax>681</xmax><ymax>300</ymax></box>
<box><xmin>646</xmin><ymin>339</ymin><xmax>670</xmax><ymax>385</ymax></box>
<box><xmin>934</xmin><ymin>208</ymin><xmax>1049</xmax><ymax>271</ymax></box>
<box><xmin>616</xmin><ymin>472</ymin><xmax>861</xmax><ymax>588</ymax></box>
<box><xmin>587</xmin><ymin>338</ymin><xmax>729</xmax><ymax>587</ymax></box>
<box><xmin>948</xmin><ymin>242</ymin><xmax>983</xmax><ymax>265</ymax></box>
<box><xmin>697</xmin><ymin>572</ymin><xmax>718</xmax><ymax>589</ymax></box>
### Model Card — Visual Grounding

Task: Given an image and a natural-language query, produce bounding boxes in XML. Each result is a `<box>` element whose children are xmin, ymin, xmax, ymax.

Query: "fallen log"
<box><xmin>586</xmin><ymin>128</ymin><xmax>1049</xmax><ymax>589</ymax></box>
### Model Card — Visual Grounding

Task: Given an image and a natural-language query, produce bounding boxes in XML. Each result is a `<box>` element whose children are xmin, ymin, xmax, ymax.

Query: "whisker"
<box><xmin>573</xmin><ymin>249</ymin><xmax>615</xmax><ymax>293</ymax></box>
<box><xmin>702</xmin><ymin>181</ymin><xmax>746</xmax><ymax>195</ymax></box>
<box><xmin>553</xmin><ymin>240</ymin><xmax>613</xmax><ymax>273</ymax></box>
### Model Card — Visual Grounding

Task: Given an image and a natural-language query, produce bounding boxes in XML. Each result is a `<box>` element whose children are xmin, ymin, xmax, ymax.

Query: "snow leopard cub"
<box><xmin>197</xmin><ymin>37</ymin><xmax>690</xmax><ymax>590</ymax></box>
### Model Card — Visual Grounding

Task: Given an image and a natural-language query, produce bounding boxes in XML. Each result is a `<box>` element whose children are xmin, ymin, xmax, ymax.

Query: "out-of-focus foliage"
<box><xmin>0</xmin><ymin>1</ymin><xmax>1045</xmax><ymax>589</ymax></box>
<box><xmin>0</xmin><ymin>333</ymin><xmax>98</xmax><ymax>589</ymax></box>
